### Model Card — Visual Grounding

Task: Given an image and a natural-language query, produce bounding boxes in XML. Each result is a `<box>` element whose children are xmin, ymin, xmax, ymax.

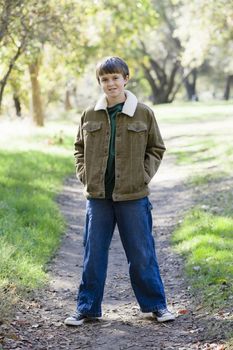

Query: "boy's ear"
<box><xmin>124</xmin><ymin>75</ymin><xmax>129</xmax><ymax>86</ymax></box>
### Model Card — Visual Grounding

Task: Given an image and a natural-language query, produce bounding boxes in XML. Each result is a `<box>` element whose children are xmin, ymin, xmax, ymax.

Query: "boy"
<box><xmin>64</xmin><ymin>56</ymin><xmax>175</xmax><ymax>326</ymax></box>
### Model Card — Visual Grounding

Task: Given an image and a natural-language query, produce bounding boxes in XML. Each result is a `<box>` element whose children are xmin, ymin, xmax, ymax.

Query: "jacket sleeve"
<box><xmin>74</xmin><ymin>111</ymin><xmax>86</xmax><ymax>184</ymax></box>
<box><xmin>144</xmin><ymin>110</ymin><xmax>166</xmax><ymax>184</ymax></box>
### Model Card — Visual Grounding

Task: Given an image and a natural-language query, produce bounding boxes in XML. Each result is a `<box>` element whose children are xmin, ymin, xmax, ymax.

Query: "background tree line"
<box><xmin>0</xmin><ymin>0</ymin><xmax>232</xmax><ymax>126</ymax></box>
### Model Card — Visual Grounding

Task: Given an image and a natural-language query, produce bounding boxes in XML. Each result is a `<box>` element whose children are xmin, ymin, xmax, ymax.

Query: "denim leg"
<box><xmin>77</xmin><ymin>199</ymin><xmax>116</xmax><ymax>317</ymax></box>
<box><xmin>114</xmin><ymin>197</ymin><xmax>167</xmax><ymax>312</ymax></box>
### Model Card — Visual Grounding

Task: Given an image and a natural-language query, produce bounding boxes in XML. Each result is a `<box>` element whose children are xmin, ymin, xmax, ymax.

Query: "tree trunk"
<box><xmin>143</xmin><ymin>60</ymin><xmax>180</xmax><ymax>104</ymax></box>
<box><xmin>73</xmin><ymin>86</ymin><xmax>79</xmax><ymax>108</ymax></box>
<box><xmin>13</xmin><ymin>92</ymin><xmax>21</xmax><ymax>117</ymax></box>
<box><xmin>142</xmin><ymin>65</ymin><xmax>159</xmax><ymax>104</ymax></box>
<box><xmin>65</xmin><ymin>90</ymin><xmax>72</xmax><ymax>110</ymax></box>
<box><xmin>184</xmin><ymin>68</ymin><xmax>198</xmax><ymax>101</ymax></box>
<box><xmin>29</xmin><ymin>58</ymin><xmax>44</xmax><ymax>127</ymax></box>
<box><xmin>223</xmin><ymin>75</ymin><xmax>233</xmax><ymax>100</ymax></box>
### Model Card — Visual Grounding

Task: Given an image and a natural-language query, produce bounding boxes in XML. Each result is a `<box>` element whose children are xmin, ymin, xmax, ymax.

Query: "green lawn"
<box><xmin>166</xmin><ymin>102</ymin><xmax>233</xmax><ymax>345</ymax></box>
<box><xmin>154</xmin><ymin>100</ymin><xmax>233</xmax><ymax>123</ymax></box>
<box><xmin>163</xmin><ymin>102</ymin><xmax>233</xmax><ymax>311</ymax></box>
<box><xmin>0</xmin><ymin>119</ymin><xmax>75</xmax><ymax>320</ymax></box>
<box><xmin>173</xmin><ymin>208</ymin><xmax>233</xmax><ymax>308</ymax></box>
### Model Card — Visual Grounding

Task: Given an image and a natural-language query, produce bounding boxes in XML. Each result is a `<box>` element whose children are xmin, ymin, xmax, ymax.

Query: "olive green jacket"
<box><xmin>74</xmin><ymin>90</ymin><xmax>166</xmax><ymax>201</ymax></box>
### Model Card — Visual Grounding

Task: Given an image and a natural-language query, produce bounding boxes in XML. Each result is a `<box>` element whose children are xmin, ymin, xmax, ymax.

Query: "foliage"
<box><xmin>1</xmin><ymin>0</ymin><xmax>233</xmax><ymax>120</ymax></box>
<box><xmin>91</xmin><ymin>0</ymin><xmax>159</xmax><ymax>75</ymax></box>
<box><xmin>174</xmin><ymin>0</ymin><xmax>233</xmax><ymax>73</ymax></box>
<box><xmin>0</xmin><ymin>0</ymin><xmax>98</xmax><ymax>111</ymax></box>
<box><xmin>127</xmin><ymin>0</ymin><xmax>197</xmax><ymax>103</ymax></box>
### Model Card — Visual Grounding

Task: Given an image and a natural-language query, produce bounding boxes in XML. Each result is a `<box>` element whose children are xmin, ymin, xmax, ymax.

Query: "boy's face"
<box><xmin>99</xmin><ymin>73</ymin><xmax>129</xmax><ymax>100</ymax></box>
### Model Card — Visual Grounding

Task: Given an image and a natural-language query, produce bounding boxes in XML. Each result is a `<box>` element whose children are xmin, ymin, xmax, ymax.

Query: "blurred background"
<box><xmin>0</xmin><ymin>0</ymin><xmax>232</xmax><ymax>125</ymax></box>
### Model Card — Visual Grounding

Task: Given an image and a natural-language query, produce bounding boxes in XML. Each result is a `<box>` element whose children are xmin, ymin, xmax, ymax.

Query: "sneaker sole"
<box><xmin>156</xmin><ymin>315</ymin><xmax>175</xmax><ymax>322</ymax></box>
<box><xmin>64</xmin><ymin>318</ymin><xmax>86</xmax><ymax>326</ymax></box>
<box><xmin>64</xmin><ymin>317</ymin><xmax>100</xmax><ymax>326</ymax></box>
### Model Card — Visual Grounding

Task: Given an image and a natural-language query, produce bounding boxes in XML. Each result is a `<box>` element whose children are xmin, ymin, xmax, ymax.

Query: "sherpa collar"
<box><xmin>94</xmin><ymin>90</ymin><xmax>138</xmax><ymax>117</ymax></box>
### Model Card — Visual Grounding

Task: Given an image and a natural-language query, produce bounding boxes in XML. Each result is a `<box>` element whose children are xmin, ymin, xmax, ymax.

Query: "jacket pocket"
<box><xmin>127</xmin><ymin>122</ymin><xmax>147</xmax><ymax>133</ymax></box>
<box><xmin>82</xmin><ymin>121</ymin><xmax>102</xmax><ymax>132</ymax></box>
<box><xmin>144</xmin><ymin>169</ymin><xmax>151</xmax><ymax>184</ymax></box>
<box><xmin>79</xmin><ymin>167</ymin><xmax>86</xmax><ymax>185</ymax></box>
<box><xmin>82</xmin><ymin>121</ymin><xmax>103</xmax><ymax>157</ymax></box>
<box><xmin>127</xmin><ymin>121</ymin><xmax>148</xmax><ymax>155</ymax></box>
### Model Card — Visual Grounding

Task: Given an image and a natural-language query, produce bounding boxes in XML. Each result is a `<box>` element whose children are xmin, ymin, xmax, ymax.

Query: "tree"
<box><xmin>95</xmin><ymin>0</ymin><xmax>196</xmax><ymax>103</ymax></box>
<box><xmin>92</xmin><ymin>0</ymin><xmax>158</xmax><ymax>63</ymax></box>
<box><xmin>174</xmin><ymin>0</ymin><xmax>233</xmax><ymax>99</ymax></box>
<box><xmin>136</xmin><ymin>0</ymin><xmax>194</xmax><ymax>103</ymax></box>
<box><xmin>0</xmin><ymin>0</ymin><xmax>51</xmax><ymax>113</ymax></box>
<box><xmin>0</xmin><ymin>41</ymin><xmax>25</xmax><ymax>110</ymax></box>
<box><xmin>224</xmin><ymin>75</ymin><xmax>233</xmax><ymax>100</ymax></box>
<box><xmin>0</xmin><ymin>0</ymin><xmax>24</xmax><ymax>43</ymax></box>
<box><xmin>183</xmin><ymin>68</ymin><xmax>198</xmax><ymax>101</ymax></box>
<box><xmin>0</xmin><ymin>0</ymin><xmax>98</xmax><ymax>124</ymax></box>
<box><xmin>28</xmin><ymin>55</ymin><xmax>44</xmax><ymax>126</ymax></box>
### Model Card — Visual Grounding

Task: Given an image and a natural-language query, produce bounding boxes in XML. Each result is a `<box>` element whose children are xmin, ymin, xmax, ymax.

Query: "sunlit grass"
<box><xmin>154</xmin><ymin>100</ymin><xmax>233</xmax><ymax>123</ymax></box>
<box><xmin>166</xmin><ymin>102</ymin><xmax>233</xmax><ymax>320</ymax></box>
<box><xmin>0</xmin><ymin>119</ymin><xmax>75</xmax><ymax>320</ymax></box>
<box><xmin>0</xmin><ymin>118</ymin><xmax>76</xmax><ymax>154</ymax></box>
<box><xmin>173</xmin><ymin>209</ymin><xmax>233</xmax><ymax>308</ymax></box>
<box><xmin>188</xmin><ymin>172</ymin><xmax>227</xmax><ymax>186</ymax></box>
<box><xmin>170</xmin><ymin>139</ymin><xmax>217</xmax><ymax>165</ymax></box>
<box><xmin>169</xmin><ymin>134</ymin><xmax>233</xmax><ymax>181</ymax></box>
<box><xmin>0</xmin><ymin>151</ymin><xmax>73</xmax><ymax>288</ymax></box>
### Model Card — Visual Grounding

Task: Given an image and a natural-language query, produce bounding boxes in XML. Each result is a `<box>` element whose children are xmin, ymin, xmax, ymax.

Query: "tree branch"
<box><xmin>0</xmin><ymin>38</ymin><xmax>25</xmax><ymax>107</ymax></box>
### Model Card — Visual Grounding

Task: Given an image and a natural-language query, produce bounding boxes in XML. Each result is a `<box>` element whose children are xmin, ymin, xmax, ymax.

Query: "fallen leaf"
<box><xmin>178</xmin><ymin>309</ymin><xmax>189</xmax><ymax>315</ymax></box>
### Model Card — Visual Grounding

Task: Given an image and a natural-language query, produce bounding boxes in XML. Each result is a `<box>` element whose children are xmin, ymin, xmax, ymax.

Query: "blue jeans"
<box><xmin>76</xmin><ymin>197</ymin><xmax>167</xmax><ymax>317</ymax></box>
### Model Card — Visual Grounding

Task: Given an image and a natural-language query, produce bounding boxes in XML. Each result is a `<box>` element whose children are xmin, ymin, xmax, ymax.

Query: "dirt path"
<box><xmin>2</xmin><ymin>119</ymin><xmax>230</xmax><ymax>350</ymax></box>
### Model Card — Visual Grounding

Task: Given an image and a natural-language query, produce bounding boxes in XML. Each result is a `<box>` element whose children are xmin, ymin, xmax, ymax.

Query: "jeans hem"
<box><xmin>140</xmin><ymin>304</ymin><xmax>167</xmax><ymax>313</ymax></box>
<box><xmin>77</xmin><ymin>309</ymin><xmax>102</xmax><ymax>318</ymax></box>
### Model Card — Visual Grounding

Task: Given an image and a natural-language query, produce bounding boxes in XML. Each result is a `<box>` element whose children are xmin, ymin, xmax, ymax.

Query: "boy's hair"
<box><xmin>96</xmin><ymin>56</ymin><xmax>129</xmax><ymax>83</ymax></box>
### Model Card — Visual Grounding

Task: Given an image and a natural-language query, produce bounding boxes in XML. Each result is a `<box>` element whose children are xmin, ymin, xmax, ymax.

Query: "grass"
<box><xmin>0</xmin><ymin>118</ymin><xmax>75</xmax><ymax>321</ymax></box>
<box><xmin>170</xmin><ymin>139</ymin><xmax>217</xmax><ymax>165</ymax></box>
<box><xmin>166</xmin><ymin>107</ymin><xmax>233</xmax><ymax>184</ymax></box>
<box><xmin>154</xmin><ymin>100</ymin><xmax>233</xmax><ymax>123</ymax></box>
<box><xmin>164</xmin><ymin>102</ymin><xmax>233</xmax><ymax>345</ymax></box>
<box><xmin>173</xmin><ymin>208</ymin><xmax>233</xmax><ymax>309</ymax></box>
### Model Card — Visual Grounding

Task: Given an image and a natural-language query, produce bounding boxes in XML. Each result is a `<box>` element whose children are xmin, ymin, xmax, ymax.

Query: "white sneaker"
<box><xmin>64</xmin><ymin>312</ymin><xmax>100</xmax><ymax>326</ymax></box>
<box><xmin>152</xmin><ymin>308</ymin><xmax>175</xmax><ymax>322</ymax></box>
